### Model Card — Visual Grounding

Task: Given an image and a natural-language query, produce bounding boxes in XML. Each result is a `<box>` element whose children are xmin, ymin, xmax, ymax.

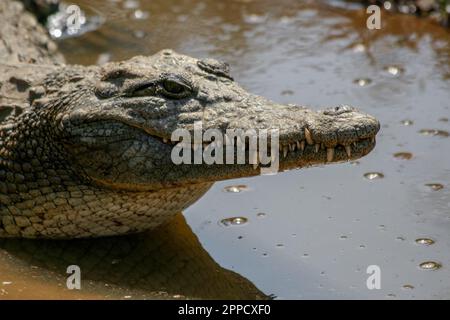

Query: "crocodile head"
<box><xmin>55</xmin><ymin>49</ymin><xmax>379</xmax><ymax>191</ymax></box>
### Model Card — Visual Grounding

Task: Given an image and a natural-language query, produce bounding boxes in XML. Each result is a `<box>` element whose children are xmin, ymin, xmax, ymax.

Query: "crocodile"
<box><xmin>0</xmin><ymin>0</ymin><xmax>380</xmax><ymax>239</ymax></box>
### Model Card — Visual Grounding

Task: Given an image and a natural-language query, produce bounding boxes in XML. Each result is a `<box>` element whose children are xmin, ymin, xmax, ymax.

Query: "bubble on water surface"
<box><xmin>384</xmin><ymin>65</ymin><xmax>404</xmax><ymax>76</ymax></box>
<box><xmin>256</xmin><ymin>212</ymin><xmax>266</xmax><ymax>218</ymax></box>
<box><xmin>220</xmin><ymin>217</ymin><xmax>248</xmax><ymax>227</ymax></box>
<box><xmin>352</xmin><ymin>43</ymin><xmax>366</xmax><ymax>53</ymax></box>
<box><xmin>419</xmin><ymin>129</ymin><xmax>449</xmax><ymax>137</ymax></box>
<box><xmin>393</xmin><ymin>152</ymin><xmax>413</xmax><ymax>160</ymax></box>
<box><xmin>123</xmin><ymin>0</ymin><xmax>139</xmax><ymax>9</ymax></box>
<box><xmin>133</xmin><ymin>10</ymin><xmax>149</xmax><ymax>20</ymax></box>
<box><xmin>415</xmin><ymin>238</ymin><xmax>435</xmax><ymax>245</ymax></box>
<box><xmin>425</xmin><ymin>183</ymin><xmax>444</xmax><ymax>191</ymax></box>
<box><xmin>400</xmin><ymin>120</ymin><xmax>414</xmax><ymax>126</ymax></box>
<box><xmin>281</xmin><ymin>90</ymin><xmax>294</xmax><ymax>96</ymax></box>
<box><xmin>353</xmin><ymin>78</ymin><xmax>372</xmax><ymax>87</ymax></box>
<box><xmin>223</xmin><ymin>185</ymin><xmax>248</xmax><ymax>193</ymax></box>
<box><xmin>402</xmin><ymin>284</ymin><xmax>414</xmax><ymax>290</ymax></box>
<box><xmin>419</xmin><ymin>261</ymin><xmax>441</xmax><ymax>270</ymax></box>
<box><xmin>133</xmin><ymin>30</ymin><xmax>146</xmax><ymax>38</ymax></box>
<box><xmin>244</xmin><ymin>14</ymin><xmax>267</xmax><ymax>24</ymax></box>
<box><xmin>364</xmin><ymin>172</ymin><xmax>384</xmax><ymax>180</ymax></box>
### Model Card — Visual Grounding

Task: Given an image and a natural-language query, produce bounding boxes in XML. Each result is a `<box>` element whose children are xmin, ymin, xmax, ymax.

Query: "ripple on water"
<box><xmin>424</xmin><ymin>183</ymin><xmax>444</xmax><ymax>191</ymax></box>
<box><xmin>353</xmin><ymin>78</ymin><xmax>372</xmax><ymax>87</ymax></box>
<box><xmin>364</xmin><ymin>172</ymin><xmax>384</xmax><ymax>180</ymax></box>
<box><xmin>220</xmin><ymin>217</ymin><xmax>248</xmax><ymax>227</ymax></box>
<box><xmin>418</xmin><ymin>129</ymin><xmax>449</xmax><ymax>137</ymax></box>
<box><xmin>393</xmin><ymin>152</ymin><xmax>413</xmax><ymax>160</ymax></box>
<box><xmin>223</xmin><ymin>185</ymin><xmax>248</xmax><ymax>193</ymax></box>
<box><xmin>415</xmin><ymin>238</ymin><xmax>435</xmax><ymax>245</ymax></box>
<box><xmin>419</xmin><ymin>261</ymin><xmax>442</xmax><ymax>270</ymax></box>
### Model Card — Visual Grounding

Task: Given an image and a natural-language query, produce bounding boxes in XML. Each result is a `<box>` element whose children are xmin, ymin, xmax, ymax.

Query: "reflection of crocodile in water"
<box><xmin>0</xmin><ymin>214</ymin><xmax>268</xmax><ymax>299</ymax></box>
<box><xmin>0</xmin><ymin>0</ymin><xmax>380</xmax><ymax>238</ymax></box>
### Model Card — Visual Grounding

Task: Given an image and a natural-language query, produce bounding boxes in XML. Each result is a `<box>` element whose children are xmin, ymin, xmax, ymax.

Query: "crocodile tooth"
<box><xmin>163</xmin><ymin>138</ymin><xmax>168</xmax><ymax>143</ymax></box>
<box><xmin>296</xmin><ymin>141</ymin><xmax>301</xmax><ymax>150</ymax></box>
<box><xmin>283</xmin><ymin>146</ymin><xmax>288</xmax><ymax>158</ymax></box>
<box><xmin>327</xmin><ymin>148</ymin><xmax>334</xmax><ymax>162</ymax></box>
<box><xmin>371</xmin><ymin>137</ymin><xmax>375</xmax><ymax>143</ymax></box>
<box><xmin>353</xmin><ymin>142</ymin><xmax>357</xmax><ymax>147</ymax></box>
<box><xmin>289</xmin><ymin>143</ymin><xmax>296</xmax><ymax>152</ymax></box>
<box><xmin>300</xmin><ymin>140</ymin><xmax>305</xmax><ymax>151</ymax></box>
<box><xmin>345</xmin><ymin>145</ymin><xmax>352</xmax><ymax>158</ymax></box>
<box><xmin>315</xmin><ymin>144</ymin><xmax>320</xmax><ymax>153</ymax></box>
<box><xmin>304</xmin><ymin>128</ymin><xmax>313</xmax><ymax>145</ymax></box>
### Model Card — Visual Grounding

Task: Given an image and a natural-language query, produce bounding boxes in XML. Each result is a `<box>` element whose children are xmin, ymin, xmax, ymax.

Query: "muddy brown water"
<box><xmin>1</xmin><ymin>0</ymin><xmax>450</xmax><ymax>299</ymax></box>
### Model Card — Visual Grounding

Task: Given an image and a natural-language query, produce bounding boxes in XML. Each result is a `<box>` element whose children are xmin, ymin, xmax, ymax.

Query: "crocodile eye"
<box><xmin>160</xmin><ymin>78</ymin><xmax>192</xmax><ymax>99</ymax></box>
<box><xmin>163</xmin><ymin>80</ymin><xmax>184</xmax><ymax>94</ymax></box>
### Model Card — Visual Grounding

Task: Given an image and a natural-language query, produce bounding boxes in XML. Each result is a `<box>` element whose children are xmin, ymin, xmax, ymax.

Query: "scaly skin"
<box><xmin>0</xmin><ymin>0</ymin><xmax>380</xmax><ymax>238</ymax></box>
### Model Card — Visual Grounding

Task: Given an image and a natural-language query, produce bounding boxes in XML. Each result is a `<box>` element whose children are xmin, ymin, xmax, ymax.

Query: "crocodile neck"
<box><xmin>0</xmin><ymin>108</ymin><xmax>212</xmax><ymax>238</ymax></box>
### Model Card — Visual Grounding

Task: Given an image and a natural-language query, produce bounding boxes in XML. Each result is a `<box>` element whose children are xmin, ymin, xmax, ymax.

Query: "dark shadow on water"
<box><xmin>0</xmin><ymin>214</ymin><xmax>267</xmax><ymax>299</ymax></box>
